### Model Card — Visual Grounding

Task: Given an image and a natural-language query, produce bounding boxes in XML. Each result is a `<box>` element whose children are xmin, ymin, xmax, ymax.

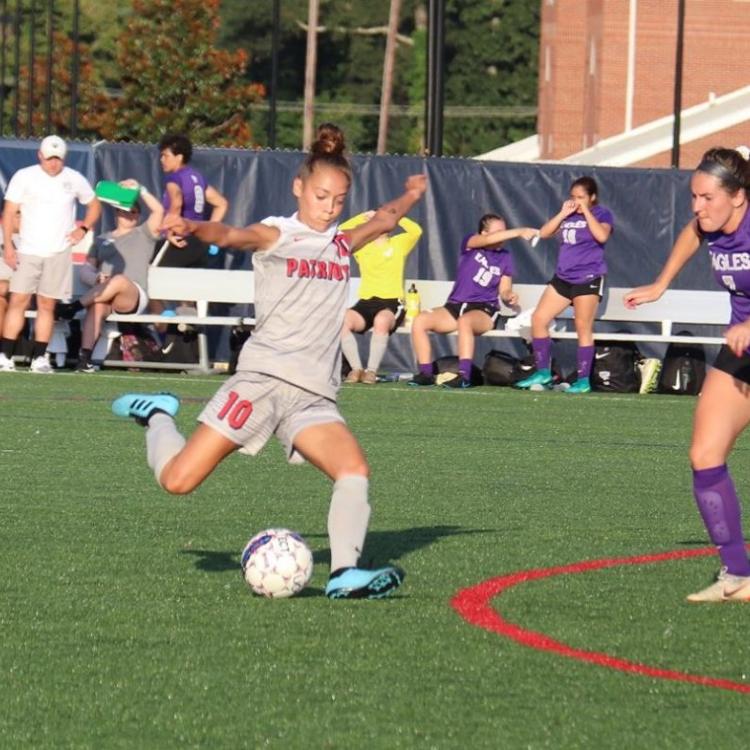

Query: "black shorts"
<box><xmin>713</xmin><ymin>345</ymin><xmax>750</xmax><ymax>385</ymax></box>
<box><xmin>550</xmin><ymin>274</ymin><xmax>605</xmax><ymax>300</ymax></box>
<box><xmin>444</xmin><ymin>301</ymin><xmax>500</xmax><ymax>325</ymax></box>
<box><xmin>350</xmin><ymin>297</ymin><xmax>405</xmax><ymax>332</ymax></box>
<box><xmin>155</xmin><ymin>235</ymin><xmax>212</xmax><ymax>269</ymax></box>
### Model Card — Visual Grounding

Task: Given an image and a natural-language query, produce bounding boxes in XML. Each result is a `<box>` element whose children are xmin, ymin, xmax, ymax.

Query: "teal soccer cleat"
<box><xmin>112</xmin><ymin>392</ymin><xmax>180</xmax><ymax>425</ymax></box>
<box><xmin>514</xmin><ymin>369</ymin><xmax>553</xmax><ymax>390</ymax></box>
<box><xmin>325</xmin><ymin>565</ymin><xmax>405</xmax><ymax>599</ymax></box>
<box><xmin>565</xmin><ymin>377</ymin><xmax>592</xmax><ymax>394</ymax></box>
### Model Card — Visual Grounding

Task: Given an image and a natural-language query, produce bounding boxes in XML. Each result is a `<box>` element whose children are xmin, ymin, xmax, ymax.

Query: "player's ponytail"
<box><xmin>299</xmin><ymin>123</ymin><xmax>352</xmax><ymax>184</ymax></box>
<box><xmin>696</xmin><ymin>147</ymin><xmax>750</xmax><ymax>193</ymax></box>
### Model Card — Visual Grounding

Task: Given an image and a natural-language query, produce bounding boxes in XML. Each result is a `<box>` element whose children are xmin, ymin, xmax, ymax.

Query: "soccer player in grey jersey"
<box><xmin>113</xmin><ymin>124</ymin><xmax>426</xmax><ymax>600</ymax></box>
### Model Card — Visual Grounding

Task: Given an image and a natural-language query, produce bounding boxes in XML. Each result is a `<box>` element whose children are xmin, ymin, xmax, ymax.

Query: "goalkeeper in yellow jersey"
<box><xmin>340</xmin><ymin>209</ymin><xmax>422</xmax><ymax>384</ymax></box>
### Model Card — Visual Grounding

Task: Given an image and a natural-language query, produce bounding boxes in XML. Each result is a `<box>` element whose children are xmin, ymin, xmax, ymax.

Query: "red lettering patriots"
<box><xmin>333</xmin><ymin>233</ymin><xmax>351</xmax><ymax>258</ymax></box>
<box><xmin>286</xmin><ymin>257</ymin><xmax>350</xmax><ymax>281</ymax></box>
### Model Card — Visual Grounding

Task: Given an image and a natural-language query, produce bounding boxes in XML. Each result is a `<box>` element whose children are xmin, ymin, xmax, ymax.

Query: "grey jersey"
<box><xmin>89</xmin><ymin>223</ymin><xmax>155</xmax><ymax>290</ymax></box>
<box><xmin>236</xmin><ymin>213</ymin><xmax>352</xmax><ymax>400</ymax></box>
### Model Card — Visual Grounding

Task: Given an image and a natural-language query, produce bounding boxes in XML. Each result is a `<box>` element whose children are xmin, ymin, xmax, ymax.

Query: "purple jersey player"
<box><xmin>515</xmin><ymin>176</ymin><xmax>614</xmax><ymax>394</ymax></box>
<box><xmin>625</xmin><ymin>146</ymin><xmax>750</xmax><ymax>603</ymax></box>
<box><xmin>409</xmin><ymin>214</ymin><xmax>537</xmax><ymax>388</ymax></box>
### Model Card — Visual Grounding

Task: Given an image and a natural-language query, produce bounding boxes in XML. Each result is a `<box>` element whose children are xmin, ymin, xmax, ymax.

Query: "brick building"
<box><xmin>536</xmin><ymin>0</ymin><xmax>750</xmax><ymax>167</ymax></box>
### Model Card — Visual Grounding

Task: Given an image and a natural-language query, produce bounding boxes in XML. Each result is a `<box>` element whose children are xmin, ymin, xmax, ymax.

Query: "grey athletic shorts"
<box><xmin>10</xmin><ymin>249</ymin><xmax>72</xmax><ymax>299</ymax></box>
<box><xmin>198</xmin><ymin>371</ymin><xmax>345</xmax><ymax>464</ymax></box>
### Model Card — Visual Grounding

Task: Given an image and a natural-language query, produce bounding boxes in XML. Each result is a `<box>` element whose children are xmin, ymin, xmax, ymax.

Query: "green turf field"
<box><xmin>1</xmin><ymin>372</ymin><xmax>749</xmax><ymax>749</ymax></box>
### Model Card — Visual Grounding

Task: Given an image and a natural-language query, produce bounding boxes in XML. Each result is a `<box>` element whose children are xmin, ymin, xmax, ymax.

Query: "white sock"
<box><xmin>341</xmin><ymin>332</ymin><xmax>363</xmax><ymax>371</ymax></box>
<box><xmin>328</xmin><ymin>475</ymin><xmax>371</xmax><ymax>571</ymax></box>
<box><xmin>366</xmin><ymin>333</ymin><xmax>389</xmax><ymax>373</ymax></box>
<box><xmin>146</xmin><ymin>413</ymin><xmax>186</xmax><ymax>488</ymax></box>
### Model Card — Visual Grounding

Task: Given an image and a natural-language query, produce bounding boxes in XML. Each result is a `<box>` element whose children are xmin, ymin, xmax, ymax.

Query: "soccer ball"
<box><xmin>240</xmin><ymin>528</ymin><xmax>314</xmax><ymax>598</ymax></box>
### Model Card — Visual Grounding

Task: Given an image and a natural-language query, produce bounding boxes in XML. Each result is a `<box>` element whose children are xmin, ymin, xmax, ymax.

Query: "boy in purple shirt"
<box><xmin>409</xmin><ymin>214</ymin><xmax>537</xmax><ymax>388</ymax></box>
<box><xmin>515</xmin><ymin>176</ymin><xmax>614</xmax><ymax>394</ymax></box>
<box><xmin>625</xmin><ymin>146</ymin><xmax>750</xmax><ymax>603</ymax></box>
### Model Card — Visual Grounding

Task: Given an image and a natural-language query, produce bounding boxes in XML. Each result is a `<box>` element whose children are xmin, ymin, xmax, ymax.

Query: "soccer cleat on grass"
<box><xmin>408</xmin><ymin>372</ymin><xmax>435</xmax><ymax>387</ymax></box>
<box><xmin>514</xmin><ymin>369</ymin><xmax>552</xmax><ymax>390</ymax></box>
<box><xmin>29</xmin><ymin>356</ymin><xmax>54</xmax><ymax>374</ymax></box>
<box><xmin>112</xmin><ymin>392</ymin><xmax>180</xmax><ymax>425</ymax></box>
<box><xmin>565</xmin><ymin>377</ymin><xmax>591</xmax><ymax>394</ymax></box>
<box><xmin>0</xmin><ymin>353</ymin><xmax>16</xmax><ymax>372</ymax></box>
<box><xmin>360</xmin><ymin>369</ymin><xmax>378</xmax><ymax>385</ymax></box>
<box><xmin>638</xmin><ymin>358</ymin><xmax>662</xmax><ymax>394</ymax></box>
<box><xmin>344</xmin><ymin>368</ymin><xmax>363</xmax><ymax>384</ymax></box>
<box><xmin>325</xmin><ymin>565</ymin><xmax>405</xmax><ymax>599</ymax></box>
<box><xmin>686</xmin><ymin>567</ymin><xmax>750</xmax><ymax>603</ymax></box>
<box><xmin>443</xmin><ymin>375</ymin><xmax>473</xmax><ymax>389</ymax></box>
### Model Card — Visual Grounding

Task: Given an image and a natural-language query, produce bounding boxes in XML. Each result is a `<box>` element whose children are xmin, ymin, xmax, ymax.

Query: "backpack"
<box><xmin>591</xmin><ymin>340</ymin><xmax>641</xmax><ymax>393</ymax></box>
<box><xmin>482</xmin><ymin>350</ymin><xmax>525</xmax><ymax>386</ymax></box>
<box><xmin>657</xmin><ymin>334</ymin><xmax>706</xmax><ymax>395</ymax></box>
<box><xmin>433</xmin><ymin>355</ymin><xmax>484</xmax><ymax>386</ymax></box>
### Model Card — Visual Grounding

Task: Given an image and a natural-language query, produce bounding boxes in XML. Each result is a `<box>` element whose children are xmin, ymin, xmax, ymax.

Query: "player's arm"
<box><xmin>499</xmin><ymin>274</ymin><xmax>518</xmax><ymax>307</ymax></box>
<box><xmin>2</xmin><ymin>200</ymin><xmax>19</xmax><ymax>269</ymax></box>
<box><xmin>579</xmin><ymin>203</ymin><xmax>612</xmax><ymax>243</ymax></box>
<box><xmin>165</xmin><ymin>181</ymin><xmax>183</xmax><ymax>219</ymax></box>
<box><xmin>161</xmin><ymin>215</ymin><xmax>279</xmax><ymax>252</ymax></box>
<box><xmin>538</xmin><ymin>200</ymin><xmax>577</xmax><ymax>239</ymax></box>
<box><xmin>623</xmin><ymin>219</ymin><xmax>702</xmax><ymax>308</ymax></box>
<box><xmin>345</xmin><ymin>174</ymin><xmax>427</xmax><ymax>252</ymax></box>
<box><xmin>205</xmin><ymin>185</ymin><xmax>228</xmax><ymax>222</ymax></box>
<box><xmin>466</xmin><ymin>226</ymin><xmax>538</xmax><ymax>249</ymax></box>
<box><xmin>338</xmin><ymin>211</ymin><xmax>372</xmax><ymax>232</ymax></box>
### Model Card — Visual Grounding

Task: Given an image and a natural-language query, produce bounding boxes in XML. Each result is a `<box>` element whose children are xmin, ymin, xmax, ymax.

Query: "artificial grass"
<box><xmin>1</xmin><ymin>372</ymin><xmax>747</xmax><ymax>749</ymax></box>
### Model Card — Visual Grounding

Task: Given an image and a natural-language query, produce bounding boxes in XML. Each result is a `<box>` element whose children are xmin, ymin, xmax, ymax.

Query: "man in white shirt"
<box><xmin>0</xmin><ymin>135</ymin><xmax>101</xmax><ymax>373</ymax></box>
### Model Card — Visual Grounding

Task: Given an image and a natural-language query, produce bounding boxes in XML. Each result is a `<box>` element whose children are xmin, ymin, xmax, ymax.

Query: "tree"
<box><xmin>101</xmin><ymin>0</ymin><xmax>265</xmax><ymax>146</ymax></box>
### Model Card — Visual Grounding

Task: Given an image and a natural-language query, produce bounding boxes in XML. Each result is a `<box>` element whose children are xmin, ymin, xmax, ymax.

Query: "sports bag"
<box><xmin>657</xmin><ymin>334</ymin><xmax>706</xmax><ymax>395</ymax></box>
<box><xmin>591</xmin><ymin>340</ymin><xmax>641</xmax><ymax>393</ymax></box>
<box><xmin>482</xmin><ymin>350</ymin><xmax>525</xmax><ymax>386</ymax></box>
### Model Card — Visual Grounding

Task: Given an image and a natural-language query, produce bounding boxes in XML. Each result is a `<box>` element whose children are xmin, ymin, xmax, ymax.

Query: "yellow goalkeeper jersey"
<box><xmin>339</xmin><ymin>212</ymin><xmax>422</xmax><ymax>300</ymax></box>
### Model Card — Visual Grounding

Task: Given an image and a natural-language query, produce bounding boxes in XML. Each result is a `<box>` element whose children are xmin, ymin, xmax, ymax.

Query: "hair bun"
<box><xmin>735</xmin><ymin>145</ymin><xmax>750</xmax><ymax>161</ymax></box>
<box><xmin>311</xmin><ymin>123</ymin><xmax>346</xmax><ymax>158</ymax></box>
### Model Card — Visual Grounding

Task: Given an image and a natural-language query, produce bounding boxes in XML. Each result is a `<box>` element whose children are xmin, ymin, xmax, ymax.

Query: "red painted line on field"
<box><xmin>451</xmin><ymin>547</ymin><xmax>750</xmax><ymax>694</ymax></box>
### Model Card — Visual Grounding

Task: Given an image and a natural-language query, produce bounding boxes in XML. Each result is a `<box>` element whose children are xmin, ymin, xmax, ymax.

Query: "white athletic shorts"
<box><xmin>0</xmin><ymin>257</ymin><xmax>13</xmax><ymax>282</ymax></box>
<box><xmin>10</xmin><ymin>249</ymin><xmax>72</xmax><ymax>299</ymax></box>
<box><xmin>198</xmin><ymin>371</ymin><xmax>345</xmax><ymax>464</ymax></box>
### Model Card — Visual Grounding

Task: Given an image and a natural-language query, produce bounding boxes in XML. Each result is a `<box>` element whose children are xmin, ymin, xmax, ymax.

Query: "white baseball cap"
<box><xmin>39</xmin><ymin>135</ymin><xmax>67</xmax><ymax>160</ymax></box>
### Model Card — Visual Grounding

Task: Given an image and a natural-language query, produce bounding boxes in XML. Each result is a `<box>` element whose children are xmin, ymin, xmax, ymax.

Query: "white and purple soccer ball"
<box><xmin>240</xmin><ymin>528</ymin><xmax>313</xmax><ymax>598</ymax></box>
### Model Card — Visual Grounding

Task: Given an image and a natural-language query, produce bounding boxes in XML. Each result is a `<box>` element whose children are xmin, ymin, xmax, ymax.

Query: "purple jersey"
<box><xmin>705</xmin><ymin>206</ymin><xmax>750</xmax><ymax>327</ymax></box>
<box><xmin>162</xmin><ymin>166</ymin><xmax>208</xmax><ymax>221</ymax></box>
<box><xmin>556</xmin><ymin>204</ymin><xmax>614</xmax><ymax>283</ymax></box>
<box><xmin>447</xmin><ymin>234</ymin><xmax>514</xmax><ymax>304</ymax></box>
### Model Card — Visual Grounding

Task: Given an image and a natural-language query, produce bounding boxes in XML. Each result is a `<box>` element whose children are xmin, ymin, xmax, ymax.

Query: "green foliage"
<box><xmin>100</xmin><ymin>0</ymin><xmax>264</xmax><ymax>146</ymax></box>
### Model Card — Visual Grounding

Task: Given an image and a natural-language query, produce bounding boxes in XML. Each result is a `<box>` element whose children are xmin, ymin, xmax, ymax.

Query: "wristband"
<box><xmin>79</xmin><ymin>224</ymin><xmax>89</xmax><ymax>233</ymax></box>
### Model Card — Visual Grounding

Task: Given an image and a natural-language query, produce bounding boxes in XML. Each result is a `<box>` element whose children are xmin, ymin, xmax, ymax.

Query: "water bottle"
<box><xmin>405</xmin><ymin>283</ymin><xmax>420</xmax><ymax>325</ymax></box>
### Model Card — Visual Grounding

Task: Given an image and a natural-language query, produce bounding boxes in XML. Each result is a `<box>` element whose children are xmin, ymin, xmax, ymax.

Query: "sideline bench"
<box><xmin>38</xmin><ymin>267</ymin><xmax>729</xmax><ymax>372</ymax></box>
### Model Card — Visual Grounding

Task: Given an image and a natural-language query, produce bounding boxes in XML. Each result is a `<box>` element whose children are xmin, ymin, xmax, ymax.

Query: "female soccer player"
<box><xmin>408</xmin><ymin>213</ymin><xmax>536</xmax><ymax>389</ymax></box>
<box><xmin>112</xmin><ymin>124</ymin><xmax>427</xmax><ymax>600</ymax></box>
<box><xmin>515</xmin><ymin>176</ymin><xmax>614</xmax><ymax>394</ymax></box>
<box><xmin>339</xmin><ymin>209</ymin><xmax>422</xmax><ymax>384</ymax></box>
<box><xmin>624</xmin><ymin>147</ymin><xmax>750</xmax><ymax>603</ymax></box>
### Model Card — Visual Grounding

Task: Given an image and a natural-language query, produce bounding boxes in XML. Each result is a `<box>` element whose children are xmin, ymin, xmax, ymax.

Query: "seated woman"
<box><xmin>65</xmin><ymin>180</ymin><xmax>164</xmax><ymax>372</ymax></box>
<box><xmin>339</xmin><ymin>209</ymin><xmax>422</xmax><ymax>384</ymax></box>
<box><xmin>408</xmin><ymin>213</ymin><xmax>537</xmax><ymax>389</ymax></box>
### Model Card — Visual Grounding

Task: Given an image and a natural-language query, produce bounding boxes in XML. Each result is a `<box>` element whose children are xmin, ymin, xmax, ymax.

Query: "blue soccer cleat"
<box><xmin>565</xmin><ymin>377</ymin><xmax>592</xmax><ymax>394</ymax></box>
<box><xmin>325</xmin><ymin>565</ymin><xmax>405</xmax><ymax>600</ymax></box>
<box><xmin>112</xmin><ymin>392</ymin><xmax>180</xmax><ymax>425</ymax></box>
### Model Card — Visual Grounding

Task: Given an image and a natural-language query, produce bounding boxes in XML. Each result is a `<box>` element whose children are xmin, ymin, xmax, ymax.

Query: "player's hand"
<box><xmin>622</xmin><ymin>283</ymin><xmax>664</xmax><ymax>309</ymax></box>
<box><xmin>518</xmin><ymin>227</ymin><xmax>538</xmax><ymax>241</ymax></box>
<box><xmin>3</xmin><ymin>246</ymin><xmax>17</xmax><ymax>271</ymax></box>
<box><xmin>561</xmin><ymin>199</ymin><xmax>578</xmax><ymax>216</ymax></box>
<box><xmin>67</xmin><ymin>224</ymin><xmax>88</xmax><ymax>244</ymax></box>
<box><xmin>503</xmin><ymin>292</ymin><xmax>519</xmax><ymax>307</ymax></box>
<box><xmin>119</xmin><ymin>178</ymin><xmax>139</xmax><ymax>189</ymax></box>
<box><xmin>725</xmin><ymin>321</ymin><xmax>750</xmax><ymax>358</ymax></box>
<box><xmin>161</xmin><ymin>215</ymin><xmax>191</xmax><ymax>247</ymax></box>
<box><xmin>405</xmin><ymin>174</ymin><xmax>427</xmax><ymax>197</ymax></box>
